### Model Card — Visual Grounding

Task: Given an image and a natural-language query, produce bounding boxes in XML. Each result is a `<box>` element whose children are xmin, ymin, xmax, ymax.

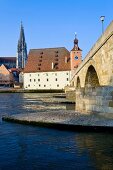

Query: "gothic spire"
<box><xmin>19</xmin><ymin>21</ymin><xmax>25</xmax><ymax>43</ymax></box>
<box><xmin>16</xmin><ymin>22</ymin><xmax>27</xmax><ymax>69</ymax></box>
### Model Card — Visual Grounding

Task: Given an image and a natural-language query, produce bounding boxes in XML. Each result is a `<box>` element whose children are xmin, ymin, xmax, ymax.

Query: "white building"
<box><xmin>23</xmin><ymin>37</ymin><xmax>82</xmax><ymax>90</ymax></box>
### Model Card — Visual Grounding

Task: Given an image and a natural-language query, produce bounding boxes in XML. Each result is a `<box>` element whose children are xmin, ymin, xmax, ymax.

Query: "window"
<box><xmin>55</xmin><ymin>78</ymin><xmax>57</xmax><ymax>81</ymax></box>
<box><xmin>55</xmin><ymin>55</ymin><xmax>58</xmax><ymax>57</ymax></box>
<box><xmin>39</xmin><ymin>84</ymin><xmax>41</xmax><ymax>87</ymax></box>
<box><xmin>28</xmin><ymin>84</ymin><xmax>30</xmax><ymax>87</ymax></box>
<box><xmin>55</xmin><ymin>73</ymin><xmax>57</xmax><ymax>76</ymax></box>
<box><xmin>66</xmin><ymin>73</ymin><xmax>68</xmax><ymax>75</ymax></box>
<box><xmin>29</xmin><ymin>74</ymin><xmax>31</xmax><ymax>77</ymax></box>
<box><xmin>46</xmin><ymin>73</ymin><xmax>48</xmax><ymax>76</ymax></box>
<box><xmin>38</xmin><ymin>79</ymin><xmax>40</xmax><ymax>81</ymax></box>
<box><xmin>34</xmin><ymin>79</ymin><xmax>36</xmax><ymax>82</ymax></box>
<box><xmin>67</xmin><ymin>78</ymin><xmax>69</xmax><ymax>81</ymax></box>
<box><xmin>47</xmin><ymin>78</ymin><xmax>49</xmax><ymax>81</ymax></box>
<box><xmin>44</xmin><ymin>85</ymin><xmax>46</xmax><ymax>87</ymax></box>
<box><xmin>30</xmin><ymin>79</ymin><xmax>31</xmax><ymax>82</ymax></box>
<box><xmin>57</xmin><ymin>84</ymin><xmax>59</xmax><ymax>87</ymax></box>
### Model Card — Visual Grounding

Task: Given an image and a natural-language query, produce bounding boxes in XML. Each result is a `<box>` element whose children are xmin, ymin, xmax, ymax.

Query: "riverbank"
<box><xmin>2</xmin><ymin>110</ymin><xmax>113</xmax><ymax>132</ymax></box>
<box><xmin>0</xmin><ymin>88</ymin><xmax>64</xmax><ymax>93</ymax></box>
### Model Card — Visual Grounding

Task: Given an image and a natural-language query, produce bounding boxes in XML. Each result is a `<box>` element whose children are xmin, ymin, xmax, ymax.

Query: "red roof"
<box><xmin>24</xmin><ymin>47</ymin><xmax>71</xmax><ymax>73</ymax></box>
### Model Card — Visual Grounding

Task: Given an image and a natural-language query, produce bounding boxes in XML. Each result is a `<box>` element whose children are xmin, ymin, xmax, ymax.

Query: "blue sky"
<box><xmin>0</xmin><ymin>0</ymin><xmax>113</xmax><ymax>58</ymax></box>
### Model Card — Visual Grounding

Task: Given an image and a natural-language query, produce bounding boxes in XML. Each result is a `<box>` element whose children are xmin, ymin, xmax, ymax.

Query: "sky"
<box><xmin>0</xmin><ymin>0</ymin><xmax>113</xmax><ymax>58</ymax></box>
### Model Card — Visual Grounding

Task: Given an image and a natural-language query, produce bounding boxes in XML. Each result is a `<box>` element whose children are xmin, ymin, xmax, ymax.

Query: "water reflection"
<box><xmin>0</xmin><ymin>93</ymin><xmax>113</xmax><ymax>169</ymax></box>
<box><xmin>75</xmin><ymin>133</ymin><xmax>113</xmax><ymax>170</ymax></box>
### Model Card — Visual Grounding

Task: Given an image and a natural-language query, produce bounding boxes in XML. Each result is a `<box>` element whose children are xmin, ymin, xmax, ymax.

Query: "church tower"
<box><xmin>70</xmin><ymin>33</ymin><xmax>82</xmax><ymax>71</ymax></box>
<box><xmin>16</xmin><ymin>22</ymin><xmax>27</xmax><ymax>69</ymax></box>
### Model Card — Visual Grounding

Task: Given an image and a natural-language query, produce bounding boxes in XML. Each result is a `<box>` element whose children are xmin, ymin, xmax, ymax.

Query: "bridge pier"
<box><xmin>76</xmin><ymin>86</ymin><xmax>113</xmax><ymax>116</ymax></box>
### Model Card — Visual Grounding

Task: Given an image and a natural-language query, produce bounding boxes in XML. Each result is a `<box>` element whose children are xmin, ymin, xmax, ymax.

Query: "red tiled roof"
<box><xmin>24</xmin><ymin>47</ymin><xmax>71</xmax><ymax>73</ymax></box>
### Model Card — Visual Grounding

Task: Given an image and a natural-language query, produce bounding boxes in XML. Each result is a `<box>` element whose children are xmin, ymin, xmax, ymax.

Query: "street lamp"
<box><xmin>100</xmin><ymin>16</ymin><xmax>105</xmax><ymax>34</ymax></box>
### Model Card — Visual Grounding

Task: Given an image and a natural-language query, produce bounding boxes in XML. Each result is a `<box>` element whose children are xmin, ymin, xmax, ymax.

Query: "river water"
<box><xmin>0</xmin><ymin>93</ymin><xmax>113</xmax><ymax>170</ymax></box>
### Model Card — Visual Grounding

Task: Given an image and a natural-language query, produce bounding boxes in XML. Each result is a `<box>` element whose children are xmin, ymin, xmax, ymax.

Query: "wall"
<box><xmin>24</xmin><ymin>71</ymin><xmax>71</xmax><ymax>90</ymax></box>
<box><xmin>76</xmin><ymin>86</ymin><xmax>113</xmax><ymax>115</ymax></box>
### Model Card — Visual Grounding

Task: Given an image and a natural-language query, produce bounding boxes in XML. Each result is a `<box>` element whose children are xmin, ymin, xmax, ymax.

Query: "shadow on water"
<box><xmin>66</xmin><ymin>104</ymin><xmax>75</xmax><ymax>110</ymax></box>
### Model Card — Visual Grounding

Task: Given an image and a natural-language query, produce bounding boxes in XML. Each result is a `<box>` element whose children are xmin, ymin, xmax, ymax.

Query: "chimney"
<box><xmin>65</xmin><ymin>56</ymin><xmax>67</xmax><ymax>63</ymax></box>
<box><xmin>52</xmin><ymin>62</ymin><xmax>54</xmax><ymax>69</ymax></box>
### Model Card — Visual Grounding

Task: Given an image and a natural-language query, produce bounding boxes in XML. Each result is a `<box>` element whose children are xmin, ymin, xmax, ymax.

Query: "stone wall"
<box><xmin>76</xmin><ymin>86</ymin><xmax>113</xmax><ymax>115</ymax></box>
<box><xmin>66</xmin><ymin>90</ymin><xmax>76</xmax><ymax>102</ymax></box>
<box><xmin>65</xmin><ymin>86</ymin><xmax>76</xmax><ymax>102</ymax></box>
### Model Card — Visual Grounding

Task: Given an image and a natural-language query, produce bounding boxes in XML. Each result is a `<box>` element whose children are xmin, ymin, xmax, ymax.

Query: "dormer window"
<box><xmin>55</xmin><ymin>58</ymin><xmax>58</xmax><ymax>61</ymax></box>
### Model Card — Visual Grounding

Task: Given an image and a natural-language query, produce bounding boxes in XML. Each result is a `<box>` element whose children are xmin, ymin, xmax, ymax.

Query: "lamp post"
<box><xmin>100</xmin><ymin>16</ymin><xmax>105</xmax><ymax>34</ymax></box>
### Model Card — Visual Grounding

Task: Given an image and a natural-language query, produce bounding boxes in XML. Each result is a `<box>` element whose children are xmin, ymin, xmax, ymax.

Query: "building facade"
<box><xmin>23</xmin><ymin>36</ymin><xmax>82</xmax><ymax>90</ymax></box>
<box><xmin>16</xmin><ymin>22</ymin><xmax>27</xmax><ymax>69</ymax></box>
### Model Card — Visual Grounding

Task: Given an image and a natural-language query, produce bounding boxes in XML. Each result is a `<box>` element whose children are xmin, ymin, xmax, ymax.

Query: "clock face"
<box><xmin>74</xmin><ymin>56</ymin><xmax>78</xmax><ymax>60</ymax></box>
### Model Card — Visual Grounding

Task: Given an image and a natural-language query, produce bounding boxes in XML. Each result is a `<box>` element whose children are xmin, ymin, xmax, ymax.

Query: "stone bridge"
<box><xmin>71</xmin><ymin>21</ymin><xmax>113</xmax><ymax>88</ymax></box>
<box><xmin>68</xmin><ymin>21</ymin><xmax>113</xmax><ymax>115</ymax></box>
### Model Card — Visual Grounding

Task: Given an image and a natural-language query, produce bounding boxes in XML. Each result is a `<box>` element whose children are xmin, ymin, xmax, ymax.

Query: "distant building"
<box><xmin>0</xmin><ymin>57</ymin><xmax>16</xmax><ymax>69</ymax></box>
<box><xmin>9</xmin><ymin>68</ymin><xmax>21</xmax><ymax>83</ymax></box>
<box><xmin>16</xmin><ymin>22</ymin><xmax>27</xmax><ymax>69</ymax></box>
<box><xmin>23</xmin><ymin>35</ymin><xmax>82</xmax><ymax>90</ymax></box>
<box><xmin>0</xmin><ymin>64</ymin><xmax>14</xmax><ymax>86</ymax></box>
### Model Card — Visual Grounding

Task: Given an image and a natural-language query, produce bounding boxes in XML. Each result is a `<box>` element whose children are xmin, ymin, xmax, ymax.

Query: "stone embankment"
<box><xmin>0</xmin><ymin>88</ymin><xmax>64</xmax><ymax>93</ymax></box>
<box><xmin>2</xmin><ymin>110</ymin><xmax>113</xmax><ymax>132</ymax></box>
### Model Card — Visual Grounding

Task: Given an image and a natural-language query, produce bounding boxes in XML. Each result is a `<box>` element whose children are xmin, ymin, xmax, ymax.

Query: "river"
<box><xmin>0</xmin><ymin>93</ymin><xmax>113</xmax><ymax>170</ymax></box>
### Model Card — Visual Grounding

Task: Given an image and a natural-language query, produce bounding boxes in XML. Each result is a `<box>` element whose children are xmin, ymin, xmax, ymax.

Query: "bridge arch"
<box><xmin>76</xmin><ymin>76</ymin><xmax>81</xmax><ymax>88</ymax></box>
<box><xmin>85</xmin><ymin>65</ymin><xmax>100</xmax><ymax>87</ymax></box>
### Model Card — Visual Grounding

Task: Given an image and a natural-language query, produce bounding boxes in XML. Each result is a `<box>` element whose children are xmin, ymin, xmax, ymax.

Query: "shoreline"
<box><xmin>2</xmin><ymin>111</ymin><xmax>113</xmax><ymax>132</ymax></box>
<box><xmin>0</xmin><ymin>88</ymin><xmax>65</xmax><ymax>93</ymax></box>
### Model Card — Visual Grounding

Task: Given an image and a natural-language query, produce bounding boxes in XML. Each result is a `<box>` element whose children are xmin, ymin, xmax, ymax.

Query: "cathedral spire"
<box><xmin>19</xmin><ymin>21</ymin><xmax>25</xmax><ymax>44</ymax></box>
<box><xmin>16</xmin><ymin>22</ymin><xmax>27</xmax><ymax>69</ymax></box>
